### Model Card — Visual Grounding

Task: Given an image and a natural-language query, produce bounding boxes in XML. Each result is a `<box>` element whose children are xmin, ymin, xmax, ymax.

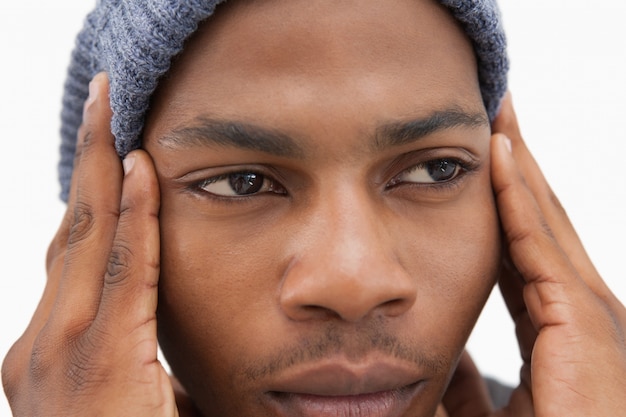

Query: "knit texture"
<box><xmin>59</xmin><ymin>0</ymin><xmax>508</xmax><ymax>201</ymax></box>
<box><xmin>439</xmin><ymin>0</ymin><xmax>509</xmax><ymax>121</ymax></box>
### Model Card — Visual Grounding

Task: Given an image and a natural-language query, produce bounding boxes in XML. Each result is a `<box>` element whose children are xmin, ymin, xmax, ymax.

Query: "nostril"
<box><xmin>298</xmin><ymin>305</ymin><xmax>342</xmax><ymax>321</ymax></box>
<box><xmin>279</xmin><ymin>254</ymin><xmax>417</xmax><ymax>323</ymax></box>
<box><xmin>379</xmin><ymin>298</ymin><xmax>413</xmax><ymax>317</ymax></box>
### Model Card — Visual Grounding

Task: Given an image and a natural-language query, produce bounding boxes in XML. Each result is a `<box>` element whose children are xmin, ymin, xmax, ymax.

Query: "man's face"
<box><xmin>143</xmin><ymin>0</ymin><xmax>501</xmax><ymax>415</ymax></box>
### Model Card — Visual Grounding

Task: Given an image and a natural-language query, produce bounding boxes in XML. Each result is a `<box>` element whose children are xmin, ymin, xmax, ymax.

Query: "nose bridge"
<box><xmin>279</xmin><ymin>184</ymin><xmax>417</xmax><ymax>322</ymax></box>
<box><xmin>322</xmin><ymin>185</ymin><xmax>382</xmax><ymax>274</ymax></box>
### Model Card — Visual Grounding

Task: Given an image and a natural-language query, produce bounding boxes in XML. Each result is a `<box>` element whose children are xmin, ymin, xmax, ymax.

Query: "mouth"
<box><xmin>265</xmin><ymin>359</ymin><xmax>425</xmax><ymax>417</ymax></box>
<box><xmin>268</xmin><ymin>383</ymin><xmax>423</xmax><ymax>417</ymax></box>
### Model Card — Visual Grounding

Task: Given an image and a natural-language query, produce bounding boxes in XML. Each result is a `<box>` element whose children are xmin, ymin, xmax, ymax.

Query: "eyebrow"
<box><xmin>373</xmin><ymin>108</ymin><xmax>489</xmax><ymax>151</ymax></box>
<box><xmin>159</xmin><ymin>117</ymin><xmax>306</xmax><ymax>158</ymax></box>
<box><xmin>157</xmin><ymin>108</ymin><xmax>488</xmax><ymax>157</ymax></box>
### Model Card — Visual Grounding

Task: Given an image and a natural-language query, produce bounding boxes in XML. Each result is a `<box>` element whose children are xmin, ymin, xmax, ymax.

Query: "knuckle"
<box><xmin>105</xmin><ymin>243</ymin><xmax>134</xmax><ymax>286</ymax></box>
<box><xmin>74</xmin><ymin>127</ymin><xmax>95</xmax><ymax>165</ymax></box>
<box><xmin>68</xmin><ymin>202</ymin><xmax>96</xmax><ymax>247</ymax></box>
<box><xmin>79</xmin><ymin>129</ymin><xmax>95</xmax><ymax>153</ymax></box>
<box><xmin>505</xmin><ymin>221</ymin><xmax>533</xmax><ymax>248</ymax></box>
<box><xmin>536</xmin><ymin>215</ymin><xmax>555</xmax><ymax>240</ymax></box>
<box><xmin>506</xmin><ymin>209</ymin><xmax>555</xmax><ymax>248</ymax></box>
<box><xmin>547</xmin><ymin>188</ymin><xmax>567</xmax><ymax>216</ymax></box>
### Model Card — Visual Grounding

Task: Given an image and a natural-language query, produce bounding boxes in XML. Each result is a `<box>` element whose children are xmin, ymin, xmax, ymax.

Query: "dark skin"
<box><xmin>148</xmin><ymin>1</ymin><xmax>497</xmax><ymax>416</ymax></box>
<box><xmin>2</xmin><ymin>0</ymin><xmax>625</xmax><ymax>416</ymax></box>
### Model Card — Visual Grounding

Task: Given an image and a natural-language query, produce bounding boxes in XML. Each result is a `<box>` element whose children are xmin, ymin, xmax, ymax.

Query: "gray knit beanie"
<box><xmin>59</xmin><ymin>0</ymin><xmax>508</xmax><ymax>201</ymax></box>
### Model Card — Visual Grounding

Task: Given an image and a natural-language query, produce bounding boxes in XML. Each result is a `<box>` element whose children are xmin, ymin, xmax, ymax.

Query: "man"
<box><xmin>2</xmin><ymin>0</ymin><xmax>625</xmax><ymax>416</ymax></box>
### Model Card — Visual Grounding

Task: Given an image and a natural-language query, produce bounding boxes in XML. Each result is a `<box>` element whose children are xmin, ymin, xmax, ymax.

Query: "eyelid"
<box><xmin>384</xmin><ymin>147</ymin><xmax>477</xmax><ymax>174</ymax></box>
<box><xmin>189</xmin><ymin>167</ymin><xmax>287</xmax><ymax>200</ymax></box>
<box><xmin>384</xmin><ymin>149</ymin><xmax>481</xmax><ymax>191</ymax></box>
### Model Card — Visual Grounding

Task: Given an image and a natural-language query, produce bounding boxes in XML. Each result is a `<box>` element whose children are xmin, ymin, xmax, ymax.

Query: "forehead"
<box><xmin>146</xmin><ymin>0</ymin><xmax>483</xmax><ymax>138</ymax></box>
<box><xmin>190</xmin><ymin>0</ymin><xmax>470</xmax><ymax>69</ymax></box>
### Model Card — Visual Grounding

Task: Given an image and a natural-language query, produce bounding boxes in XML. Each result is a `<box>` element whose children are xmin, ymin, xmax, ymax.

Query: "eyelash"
<box><xmin>385</xmin><ymin>157</ymin><xmax>477</xmax><ymax>192</ymax></box>
<box><xmin>190</xmin><ymin>156</ymin><xmax>477</xmax><ymax>200</ymax></box>
<box><xmin>192</xmin><ymin>171</ymin><xmax>286</xmax><ymax>202</ymax></box>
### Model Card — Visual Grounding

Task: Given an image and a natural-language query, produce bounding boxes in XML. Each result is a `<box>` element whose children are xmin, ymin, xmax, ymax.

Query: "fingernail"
<box><xmin>89</xmin><ymin>77</ymin><xmax>99</xmax><ymax>100</ymax></box>
<box><xmin>82</xmin><ymin>76</ymin><xmax>100</xmax><ymax>121</ymax></box>
<box><xmin>123</xmin><ymin>154</ymin><xmax>136</xmax><ymax>175</ymax></box>
<box><xmin>86</xmin><ymin>75</ymin><xmax>101</xmax><ymax>105</ymax></box>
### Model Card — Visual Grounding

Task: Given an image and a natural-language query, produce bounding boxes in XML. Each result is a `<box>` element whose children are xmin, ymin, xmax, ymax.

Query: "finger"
<box><xmin>490</xmin><ymin>133</ymin><xmax>605</xmax><ymax>329</ymax></box>
<box><xmin>46</xmin><ymin>72</ymin><xmax>123</xmax><ymax>335</ymax></box>
<box><xmin>4</xmin><ymin>74</ymin><xmax>111</xmax><ymax>371</ymax></box>
<box><xmin>493</xmin><ymin>94</ymin><xmax>588</xmax><ymax>275</ymax></box>
<box><xmin>47</xmin><ymin>80</ymin><xmax>99</xmax><ymax>271</ymax></box>
<box><xmin>92</xmin><ymin>148</ymin><xmax>160</xmax><ymax>341</ymax></box>
<box><xmin>492</xmin><ymin>132</ymin><xmax>626</xmax><ymax>415</ymax></box>
<box><xmin>442</xmin><ymin>351</ymin><xmax>493</xmax><ymax>417</ymax></box>
<box><xmin>1</xmin><ymin>73</ymin><xmax>115</xmax><ymax>400</ymax></box>
<box><xmin>496</xmin><ymin>233</ymin><xmax>537</xmax><ymax>402</ymax></box>
<box><xmin>492</xmin><ymin>94</ymin><xmax>622</xmax><ymax>318</ymax></box>
<box><xmin>492</xmin><ymin>95</ymin><xmax>587</xmax><ymax>267</ymax></box>
<box><xmin>46</xmin><ymin>114</ymin><xmax>87</xmax><ymax>273</ymax></box>
<box><xmin>497</xmin><ymin>262</ymin><xmax>536</xmax><ymax>368</ymax></box>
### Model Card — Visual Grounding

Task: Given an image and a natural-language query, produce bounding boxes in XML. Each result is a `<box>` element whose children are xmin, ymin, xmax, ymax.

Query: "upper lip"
<box><xmin>266</xmin><ymin>356</ymin><xmax>424</xmax><ymax>396</ymax></box>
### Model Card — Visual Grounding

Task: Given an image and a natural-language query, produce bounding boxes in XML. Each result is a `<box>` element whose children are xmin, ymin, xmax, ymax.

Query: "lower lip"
<box><xmin>267</xmin><ymin>382</ymin><xmax>423</xmax><ymax>417</ymax></box>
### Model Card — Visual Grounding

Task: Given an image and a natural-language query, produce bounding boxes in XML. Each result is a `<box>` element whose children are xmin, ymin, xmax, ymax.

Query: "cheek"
<box><xmin>156</xmin><ymin>197</ymin><xmax>291</xmax><ymax>403</ymax></box>
<box><xmin>395</xmin><ymin>174</ymin><xmax>501</xmax><ymax>351</ymax></box>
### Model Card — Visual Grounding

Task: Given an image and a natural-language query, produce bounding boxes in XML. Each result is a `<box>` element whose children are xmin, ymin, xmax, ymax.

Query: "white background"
<box><xmin>1</xmin><ymin>1</ymin><xmax>625</xmax><ymax>415</ymax></box>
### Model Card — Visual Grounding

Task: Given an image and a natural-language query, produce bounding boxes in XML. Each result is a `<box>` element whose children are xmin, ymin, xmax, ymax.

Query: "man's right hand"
<box><xmin>1</xmin><ymin>73</ymin><xmax>181</xmax><ymax>416</ymax></box>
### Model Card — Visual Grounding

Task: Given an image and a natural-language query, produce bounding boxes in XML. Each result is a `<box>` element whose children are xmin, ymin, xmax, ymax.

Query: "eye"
<box><xmin>389</xmin><ymin>158</ymin><xmax>463</xmax><ymax>187</ymax></box>
<box><xmin>198</xmin><ymin>172</ymin><xmax>286</xmax><ymax>197</ymax></box>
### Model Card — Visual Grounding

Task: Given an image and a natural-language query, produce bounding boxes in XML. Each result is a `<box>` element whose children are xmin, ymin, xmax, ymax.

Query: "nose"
<box><xmin>279</xmin><ymin>190</ymin><xmax>417</xmax><ymax>323</ymax></box>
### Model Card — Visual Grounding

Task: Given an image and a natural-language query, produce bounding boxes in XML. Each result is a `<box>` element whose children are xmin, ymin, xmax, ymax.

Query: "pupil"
<box><xmin>229</xmin><ymin>173</ymin><xmax>264</xmax><ymax>195</ymax></box>
<box><xmin>427</xmin><ymin>159</ymin><xmax>457</xmax><ymax>181</ymax></box>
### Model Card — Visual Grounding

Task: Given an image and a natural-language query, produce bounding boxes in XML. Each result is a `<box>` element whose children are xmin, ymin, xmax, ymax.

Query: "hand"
<box><xmin>442</xmin><ymin>93</ymin><xmax>626</xmax><ymax>416</ymax></box>
<box><xmin>1</xmin><ymin>73</ymin><xmax>185</xmax><ymax>416</ymax></box>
